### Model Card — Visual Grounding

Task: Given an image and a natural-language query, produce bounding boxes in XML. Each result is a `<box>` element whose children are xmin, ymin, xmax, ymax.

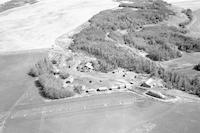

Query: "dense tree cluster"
<box><xmin>37</xmin><ymin>73</ymin><xmax>75</xmax><ymax>99</ymax></box>
<box><xmin>179</xmin><ymin>9</ymin><xmax>193</xmax><ymax>28</ymax></box>
<box><xmin>28</xmin><ymin>59</ymin><xmax>82</xmax><ymax>99</ymax></box>
<box><xmin>124</xmin><ymin>26</ymin><xmax>183</xmax><ymax>61</ymax></box>
<box><xmin>69</xmin><ymin>0</ymin><xmax>200</xmax><ymax>97</ymax></box>
<box><xmin>127</xmin><ymin>25</ymin><xmax>200</xmax><ymax>60</ymax></box>
<box><xmin>155</xmin><ymin>69</ymin><xmax>200</xmax><ymax>96</ymax></box>
<box><xmin>169</xmin><ymin>33</ymin><xmax>200</xmax><ymax>52</ymax></box>
<box><xmin>70</xmin><ymin>26</ymin><xmax>158</xmax><ymax>74</ymax></box>
<box><xmin>89</xmin><ymin>0</ymin><xmax>174</xmax><ymax>32</ymax></box>
<box><xmin>28</xmin><ymin>58</ymin><xmax>53</xmax><ymax>77</ymax></box>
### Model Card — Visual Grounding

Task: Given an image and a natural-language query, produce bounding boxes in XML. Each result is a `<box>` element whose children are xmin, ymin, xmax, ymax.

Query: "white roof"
<box><xmin>145</xmin><ymin>78</ymin><xmax>154</xmax><ymax>85</ymax></box>
<box><xmin>85</xmin><ymin>62</ymin><xmax>93</xmax><ymax>69</ymax></box>
<box><xmin>99</xmin><ymin>87</ymin><xmax>108</xmax><ymax>90</ymax></box>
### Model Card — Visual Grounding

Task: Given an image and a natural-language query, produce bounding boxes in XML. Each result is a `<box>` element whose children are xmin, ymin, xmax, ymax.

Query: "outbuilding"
<box><xmin>141</xmin><ymin>78</ymin><xmax>155</xmax><ymax>88</ymax></box>
<box><xmin>97</xmin><ymin>87</ymin><xmax>108</xmax><ymax>92</ymax></box>
<box><xmin>110</xmin><ymin>86</ymin><xmax>118</xmax><ymax>90</ymax></box>
<box><xmin>86</xmin><ymin>89</ymin><xmax>96</xmax><ymax>94</ymax></box>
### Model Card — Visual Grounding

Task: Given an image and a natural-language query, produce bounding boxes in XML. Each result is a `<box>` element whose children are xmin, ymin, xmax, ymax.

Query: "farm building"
<box><xmin>77</xmin><ymin>62</ymin><xmax>94</xmax><ymax>72</ymax></box>
<box><xmin>141</xmin><ymin>78</ymin><xmax>155</xmax><ymax>88</ymax></box>
<box><xmin>85</xmin><ymin>62</ymin><xmax>93</xmax><ymax>70</ymax></box>
<box><xmin>110</xmin><ymin>86</ymin><xmax>118</xmax><ymax>90</ymax></box>
<box><xmin>118</xmin><ymin>84</ymin><xmax>126</xmax><ymax>89</ymax></box>
<box><xmin>85</xmin><ymin>89</ymin><xmax>96</xmax><ymax>94</ymax></box>
<box><xmin>97</xmin><ymin>87</ymin><xmax>108</xmax><ymax>91</ymax></box>
<box><xmin>141</xmin><ymin>82</ymin><xmax>151</xmax><ymax>88</ymax></box>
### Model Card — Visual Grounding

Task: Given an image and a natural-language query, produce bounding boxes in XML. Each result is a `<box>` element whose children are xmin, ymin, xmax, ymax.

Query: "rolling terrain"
<box><xmin>1</xmin><ymin>0</ymin><xmax>200</xmax><ymax>133</ymax></box>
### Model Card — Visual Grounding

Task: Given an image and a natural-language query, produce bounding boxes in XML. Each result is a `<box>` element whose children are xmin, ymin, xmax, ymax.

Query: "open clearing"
<box><xmin>187</xmin><ymin>9</ymin><xmax>200</xmax><ymax>37</ymax></box>
<box><xmin>162</xmin><ymin>52</ymin><xmax>200</xmax><ymax>77</ymax></box>
<box><xmin>3</xmin><ymin>92</ymin><xmax>200</xmax><ymax>133</ymax></box>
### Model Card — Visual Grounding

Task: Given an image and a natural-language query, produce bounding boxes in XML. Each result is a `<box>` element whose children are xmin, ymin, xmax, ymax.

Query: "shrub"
<box><xmin>28</xmin><ymin>67</ymin><xmax>39</xmax><ymax>77</ymax></box>
<box><xmin>73</xmin><ymin>85</ymin><xmax>84</xmax><ymax>94</ymax></box>
<box><xmin>92</xmin><ymin>60</ymin><xmax>116</xmax><ymax>73</ymax></box>
<box><xmin>179</xmin><ymin>9</ymin><xmax>193</xmax><ymax>28</ymax></box>
<box><xmin>28</xmin><ymin>58</ymin><xmax>53</xmax><ymax>77</ymax></box>
<box><xmin>194</xmin><ymin>63</ymin><xmax>200</xmax><ymax>71</ymax></box>
<box><xmin>59</xmin><ymin>71</ymin><xmax>70</xmax><ymax>79</ymax></box>
<box><xmin>169</xmin><ymin>33</ymin><xmax>200</xmax><ymax>52</ymax></box>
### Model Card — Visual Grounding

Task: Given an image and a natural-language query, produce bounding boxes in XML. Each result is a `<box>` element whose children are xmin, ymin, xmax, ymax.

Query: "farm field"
<box><xmin>0</xmin><ymin>0</ymin><xmax>118</xmax><ymax>52</ymax></box>
<box><xmin>166</xmin><ymin>0</ymin><xmax>200</xmax><ymax>11</ymax></box>
<box><xmin>0</xmin><ymin>50</ymin><xmax>48</xmax><ymax>112</ymax></box>
<box><xmin>2</xmin><ymin>92</ymin><xmax>200</xmax><ymax>133</ymax></box>
<box><xmin>1</xmin><ymin>0</ymin><xmax>200</xmax><ymax>133</ymax></box>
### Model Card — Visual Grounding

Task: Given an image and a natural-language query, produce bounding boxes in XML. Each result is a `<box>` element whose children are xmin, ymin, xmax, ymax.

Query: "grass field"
<box><xmin>0</xmin><ymin>0</ymin><xmax>118</xmax><ymax>52</ymax></box>
<box><xmin>0</xmin><ymin>49</ymin><xmax>47</xmax><ymax>112</ymax></box>
<box><xmin>188</xmin><ymin>9</ymin><xmax>200</xmax><ymax>37</ymax></box>
<box><xmin>3</xmin><ymin>92</ymin><xmax>200</xmax><ymax>133</ymax></box>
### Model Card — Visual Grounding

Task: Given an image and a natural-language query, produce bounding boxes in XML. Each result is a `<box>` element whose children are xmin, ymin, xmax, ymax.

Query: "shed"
<box><xmin>141</xmin><ymin>78</ymin><xmax>155</xmax><ymax>88</ymax></box>
<box><xmin>141</xmin><ymin>82</ymin><xmax>151</xmax><ymax>88</ymax></box>
<box><xmin>97</xmin><ymin>87</ymin><xmax>108</xmax><ymax>91</ymax></box>
<box><xmin>86</xmin><ymin>89</ymin><xmax>96</xmax><ymax>94</ymax></box>
<box><xmin>110</xmin><ymin>86</ymin><xmax>118</xmax><ymax>90</ymax></box>
<box><xmin>85</xmin><ymin>62</ymin><xmax>93</xmax><ymax>70</ymax></box>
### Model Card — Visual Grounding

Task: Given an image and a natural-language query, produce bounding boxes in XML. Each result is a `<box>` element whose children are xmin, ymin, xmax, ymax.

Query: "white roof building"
<box><xmin>98</xmin><ymin>87</ymin><xmax>108</xmax><ymax>91</ymax></box>
<box><xmin>85</xmin><ymin>62</ymin><xmax>93</xmax><ymax>70</ymax></box>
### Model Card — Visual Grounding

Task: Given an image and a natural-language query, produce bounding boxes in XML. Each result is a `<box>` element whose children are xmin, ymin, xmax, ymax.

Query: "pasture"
<box><xmin>0</xmin><ymin>50</ymin><xmax>47</xmax><ymax>112</ymax></box>
<box><xmin>3</xmin><ymin>91</ymin><xmax>200</xmax><ymax>133</ymax></box>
